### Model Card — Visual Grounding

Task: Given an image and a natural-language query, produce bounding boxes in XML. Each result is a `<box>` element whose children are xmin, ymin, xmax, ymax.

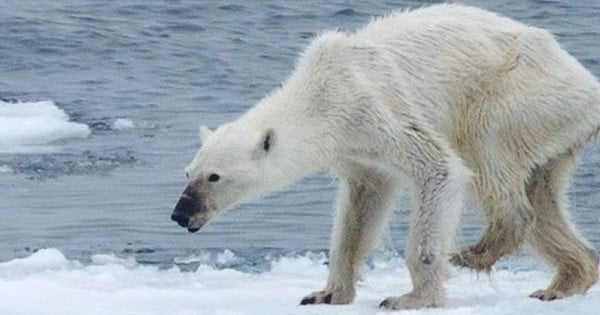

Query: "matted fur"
<box><xmin>178</xmin><ymin>4</ymin><xmax>600</xmax><ymax>310</ymax></box>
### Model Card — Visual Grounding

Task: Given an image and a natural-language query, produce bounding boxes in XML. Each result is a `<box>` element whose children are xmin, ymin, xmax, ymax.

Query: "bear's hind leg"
<box><xmin>450</xmin><ymin>199</ymin><xmax>532</xmax><ymax>271</ymax></box>
<box><xmin>526</xmin><ymin>151</ymin><xmax>599</xmax><ymax>300</ymax></box>
<box><xmin>450</xmin><ymin>179</ymin><xmax>534</xmax><ymax>272</ymax></box>
<box><xmin>300</xmin><ymin>169</ymin><xmax>397</xmax><ymax>305</ymax></box>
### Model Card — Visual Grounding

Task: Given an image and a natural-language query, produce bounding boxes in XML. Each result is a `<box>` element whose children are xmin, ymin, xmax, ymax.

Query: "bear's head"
<box><xmin>171</xmin><ymin>122</ymin><xmax>286</xmax><ymax>233</ymax></box>
<box><xmin>170</xmin><ymin>54</ymin><xmax>336</xmax><ymax>232</ymax></box>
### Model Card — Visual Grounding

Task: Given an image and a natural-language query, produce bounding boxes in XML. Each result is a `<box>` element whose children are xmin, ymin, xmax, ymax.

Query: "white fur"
<box><xmin>185</xmin><ymin>4</ymin><xmax>600</xmax><ymax>309</ymax></box>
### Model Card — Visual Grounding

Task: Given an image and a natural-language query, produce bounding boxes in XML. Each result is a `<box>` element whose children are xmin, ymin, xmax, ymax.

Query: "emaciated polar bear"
<box><xmin>171</xmin><ymin>4</ymin><xmax>600</xmax><ymax>310</ymax></box>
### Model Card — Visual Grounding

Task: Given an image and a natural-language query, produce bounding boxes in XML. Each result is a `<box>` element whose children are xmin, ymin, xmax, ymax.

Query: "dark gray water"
<box><xmin>1</xmin><ymin>0</ymin><xmax>599</xmax><ymax>268</ymax></box>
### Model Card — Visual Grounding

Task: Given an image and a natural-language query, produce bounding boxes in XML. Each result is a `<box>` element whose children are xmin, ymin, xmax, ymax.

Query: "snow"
<box><xmin>0</xmin><ymin>100</ymin><xmax>90</xmax><ymax>153</ymax></box>
<box><xmin>0</xmin><ymin>248</ymin><xmax>598</xmax><ymax>315</ymax></box>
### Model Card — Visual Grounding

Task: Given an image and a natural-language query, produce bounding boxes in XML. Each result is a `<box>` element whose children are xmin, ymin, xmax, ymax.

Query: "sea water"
<box><xmin>1</xmin><ymin>1</ymin><xmax>600</xmax><ymax>314</ymax></box>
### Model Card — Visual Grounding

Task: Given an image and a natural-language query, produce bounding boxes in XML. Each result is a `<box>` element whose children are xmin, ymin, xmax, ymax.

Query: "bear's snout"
<box><xmin>171</xmin><ymin>194</ymin><xmax>197</xmax><ymax>227</ymax></box>
<box><xmin>171</xmin><ymin>185</ymin><xmax>210</xmax><ymax>233</ymax></box>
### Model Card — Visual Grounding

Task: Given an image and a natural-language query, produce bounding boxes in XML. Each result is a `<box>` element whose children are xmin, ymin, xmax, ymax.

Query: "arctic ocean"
<box><xmin>1</xmin><ymin>1</ymin><xmax>600</xmax><ymax>314</ymax></box>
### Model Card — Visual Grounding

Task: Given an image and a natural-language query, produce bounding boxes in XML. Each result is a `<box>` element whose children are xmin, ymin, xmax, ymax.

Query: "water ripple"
<box><xmin>3</xmin><ymin>149</ymin><xmax>136</xmax><ymax>179</ymax></box>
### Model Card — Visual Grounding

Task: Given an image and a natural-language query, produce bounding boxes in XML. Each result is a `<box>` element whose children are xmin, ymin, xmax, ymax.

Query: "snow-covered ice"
<box><xmin>0</xmin><ymin>100</ymin><xmax>90</xmax><ymax>153</ymax></box>
<box><xmin>0</xmin><ymin>248</ymin><xmax>598</xmax><ymax>315</ymax></box>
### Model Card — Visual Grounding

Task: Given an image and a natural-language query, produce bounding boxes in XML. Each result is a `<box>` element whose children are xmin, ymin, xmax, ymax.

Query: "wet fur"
<box><xmin>184</xmin><ymin>4</ymin><xmax>600</xmax><ymax>309</ymax></box>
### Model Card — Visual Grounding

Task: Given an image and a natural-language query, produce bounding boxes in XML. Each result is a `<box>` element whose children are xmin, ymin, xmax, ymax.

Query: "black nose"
<box><xmin>171</xmin><ymin>213</ymin><xmax>189</xmax><ymax>227</ymax></box>
<box><xmin>172</xmin><ymin>193</ymin><xmax>197</xmax><ymax>228</ymax></box>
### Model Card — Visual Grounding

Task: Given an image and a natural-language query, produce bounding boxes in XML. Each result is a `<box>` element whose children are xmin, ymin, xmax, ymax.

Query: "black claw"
<box><xmin>379</xmin><ymin>299</ymin><xmax>390</xmax><ymax>308</ymax></box>
<box><xmin>300</xmin><ymin>297</ymin><xmax>315</xmax><ymax>305</ymax></box>
<box><xmin>529</xmin><ymin>291</ymin><xmax>543</xmax><ymax>300</ymax></box>
<box><xmin>323</xmin><ymin>293</ymin><xmax>332</xmax><ymax>304</ymax></box>
<box><xmin>530</xmin><ymin>290</ymin><xmax>559</xmax><ymax>301</ymax></box>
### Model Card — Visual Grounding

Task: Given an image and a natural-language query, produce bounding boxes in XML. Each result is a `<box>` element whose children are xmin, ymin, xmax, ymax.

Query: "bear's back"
<box><xmin>354</xmin><ymin>4</ymin><xmax>529</xmax><ymax>44</ymax></box>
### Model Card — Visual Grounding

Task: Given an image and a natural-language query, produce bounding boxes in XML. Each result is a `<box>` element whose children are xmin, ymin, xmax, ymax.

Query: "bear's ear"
<box><xmin>199</xmin><ymin>125</ymin><xmax>213</xmax><ymax>144</ymax></box>
<box><xmin>253</xmin><ymin>129</ymin><xmax>274</xmax><ymax>159</ymax></box>
<box><xmin>261</xmin><ymin>129</ymin><xmax>274</xmax><ymax>152</ymax></box>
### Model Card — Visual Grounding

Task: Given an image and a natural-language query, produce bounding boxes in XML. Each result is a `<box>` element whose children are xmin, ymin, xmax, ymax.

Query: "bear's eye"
<box><xmin>185</xmin><ymin>171</ymin><xmax>189</xmax><ymax>179</ymax></box>
<box><xmin>207</xmin><ymin>173</ymin><xmax>220</xmax><ymax>182</ymax></box>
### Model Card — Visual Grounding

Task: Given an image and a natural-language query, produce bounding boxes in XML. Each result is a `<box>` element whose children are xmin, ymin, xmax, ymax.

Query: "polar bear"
<box><xmin>171</xmin><ymin>4</ymin><xmax>600</xmax><ymax>310</ymax></box>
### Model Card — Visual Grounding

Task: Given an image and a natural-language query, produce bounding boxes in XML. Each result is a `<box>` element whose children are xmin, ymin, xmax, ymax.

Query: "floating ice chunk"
<box><xmin>0</xmin><ymin>165</ymin><xmax>12</xmax><ymax>173</ymax></box>
<box><xmin>0</xmin><ymin>100</ymin><xmax>90</xmax><ymax>152</ymax></box>
<box><xmin>112</xmin><ymin>118</ymin><xmax>134</xmax><ymax>130</ymax></box>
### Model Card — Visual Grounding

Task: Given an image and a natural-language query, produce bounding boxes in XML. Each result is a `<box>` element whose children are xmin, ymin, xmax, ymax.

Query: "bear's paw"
<box><xmin>300</xmin><ymin>288</ymin><xmax>354</xmax><ymax>305</ymax></box>
<box><xmin>379</xmin><ymin>291</ymin><xmax>445</xmax><ymax>310</ymax></box>
<box><xmin>529</xmin><ymin>289</ymin><xmax>568</xmax><ymax>301</ymax></box>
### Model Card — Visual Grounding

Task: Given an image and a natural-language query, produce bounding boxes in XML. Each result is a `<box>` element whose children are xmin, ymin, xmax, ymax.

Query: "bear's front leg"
<box><xmin>379</xmin><ymin>131</ymin><xmax>468</xmax><ymax>310</ymax></box>
<box><xmin>301</xmin><ymin>170</ymin><xmax>396</xmax><ymax>306</ymax></box>
<box><xmin>379</xmin><ymin>249</ymin><xmax>448</xmax><ymax>309</ymax></box>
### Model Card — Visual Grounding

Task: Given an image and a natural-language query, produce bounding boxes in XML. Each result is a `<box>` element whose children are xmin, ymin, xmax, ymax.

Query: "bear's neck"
<box><xmin>241</xmin><ymin>86</ymin><xmax>335</xmax><ymax>178</ymax></box>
